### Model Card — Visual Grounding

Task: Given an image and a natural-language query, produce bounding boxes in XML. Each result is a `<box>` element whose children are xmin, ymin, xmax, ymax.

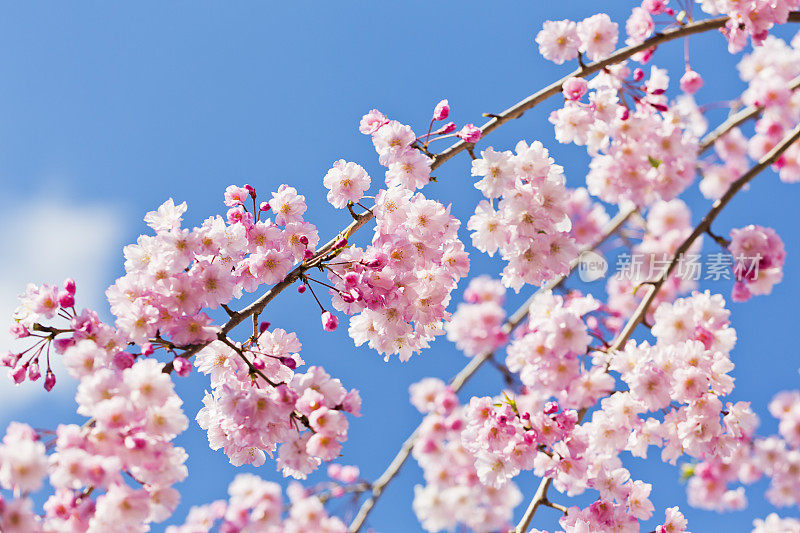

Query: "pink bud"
<box><xmin>244</xmin><ymin>184</ymin><xmax>256</xmax><ymax>197</ymax></box>
<box><xmin>335</xmin><ymin>237</ymin><xmax>348</xmax><ymax>249</ymax></box>
<box><xmin>58</xmin><ymin>292</ymin><xmax>75</xmax><ymax>308</ymax></box>
<box><xmin>619</xmin><ymin>107</ymin><xmax>630</xmax><ymax>121</ymax></box>
<box><xmin>281</xmin><ymin>356</ymin><xmax>297</xmax><ymax>370</ymax></box>
<box><xmin>456</xmin><ymin>124</ymin><xmax>482</xmax><ymax>143</ymax></box>
<box><xmin>297</xmin><ymin>284</ymin><xmax>306</xmax><ymax>294</ymax></box>
<box><xmin>64</xmin><ymin>278</ymin><xmax>77</xmax><ymax>295</ymax></box>
<box><xmin>112</xmin><ymin>351</ymin><xmax>135</xmax><ymax>370</ymax></box>
<box><xmin>432</xmin><ymin>99</ymin><xmax>450</xmax><ymax>121</ymax></box>
<box><xmin>321</xmin><ymin>311</ymin><xmax>339</xmax><ymax>332</ymax></box>
<box><xmin>544</xmin><ymin>401</ymin><xmax>559</xmax><ymax>415</ymax></box>
<box><xmin>44</xmin><ymin>370</ymin><xmax>56</xmax><ymax>391</ymax></box>
<box><xmin>632</xmin><ymin>68</ymin><xmax>644</xmax><ymax>82</ymax></box>
<box><xmin>9</xmin><ymin>323</ymin><xmax>29</xmax><ymax>339</ymax></box>
<box><xmin>303</xmin><ymin>249</ymin><xmax>314</xmax><ymax>260</ymax></box>
<box><xmin>651</xmin><ymin>102</ymin><xmax>669</xmax><ymax>112</ymax></box>
<box><xmin>172</xmin><ymin>356</ymin><xmax>192</xmax><ymax>377</ymax></box>
<box><xmin>0</xmin><ymin>352</ymin><xmax>19</xmax><ymax>367</ymax></box>
<box><xmin>650</xmin><ymin>88</ymin><xmax>666</xmax><ymax>95</ymax></box>
<box><xmin>252</xmin><ymin>357</ymin><xmax>267</xmax><ymax>370</ymax></box>
<box><xmin>340</xmin><ymin>291</ymin><xmax>355</xmax><ymax>303</ymax></box>
<box><xmin>11</xmin><ymin>364</ymin><xmax>27</xmax><ymax>384</ymax></box>
<box><xmin>562</xmin><ymin>77</ymin><xmax>588</xmax><ymax>101</ymax></box>
<box><xmin>259</xmin><ymin>321</ymin><xmax>271</xmax><ymax>333</ymax></box>
<box><xmin>680</xmin><ymin>68</ymin><xmax>704</xmax><ymax>94</ymax></box>
<box><xmin>299</xmin><ymin>235</ymin><xmax>309</xmax><ymax>245</ymax></box>
<box><xmin>28</xmin><ymin>361</ymin><xmax>41</xmax><ymax>381</ymax></box>
<box><xmin>141</xmin><ymin>343</ymin><xmax>154</xmax><ymax>356</ymax></box>
<box><xmin>124</xmin><ymin>436</ymin><xmax>147</xmax><ymax>450</ymax></box>
<box><xmin>260</xmin><ymin>202</ymin><xmax>271</xmax><ymax>211</ymax></box>
<box><xmin>437</xmin><ymin>122</ymin><xmax>457</xmax><ymax>134</ymax></box>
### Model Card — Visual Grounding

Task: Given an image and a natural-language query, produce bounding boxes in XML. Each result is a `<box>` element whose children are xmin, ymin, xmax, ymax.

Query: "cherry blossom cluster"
<box><xmin>166</xmin><ymin>473</ymin><xmax>349</xmax><ymax>533</ymax></box>
<box><xmin>106</xmin><ymin>188</ymin><xmax>319</xmax><ymax>347</ymax></box>
<box><xmin>325</xmin><ymin>186</ymin><xmax>469</xmax><ymax>361</ymax></box>
<box><xmin>700</xmin><ymin>35</ymin><xmax>800</xmax><ymax>197</ymax></box>
<box><xmin>696</xmin><ymin>0</ymin><xmax>800</xmax><ymax>52</ymax></box>
<box><xmin>727</xmin><ymin>224</ymin><xmax>786</xmax><ymax>301</ymax></box>
<box><xmin>0</xmin><ymin>331</ymin><xmax>189</xmax><ymax>532</ymax></box>
<box><xmin>535</xmin><ymin>14</ymin><xmax>618</xmax><ymax>65</ymax></box>
<box><xmin>445</xmin><ymin>275</ymin><xmax>508</xmax><ymax>357</ymax></box>
<box><xmin>409</xmin><ymin>378</ymin><xmax>522</xmax><ymax>532</ymax></box>
<box><xmin>564</xmin><ymin>187</ymin><xmax>611</xmax><ymax>246</ymax></box>
<box><xmin>551</xmin><ymin>66</ymin><xmax>701</xmax><ymax>206</ymax></box>
<box><xmin>467</xmin><ymin>140</ymin><xmax>577</xmax><ymax>291</ymax></box>
<box><xmin>6</xmin><ymin>279</ymin><xmax>82</xmax><ymax>389</ymax></box>
<box><xmin>535</xmin><ymin>502</ymin><xmax>690</xmax><ymax>533</ymax></box>
<box><xmin>195</xmin><ymin>331</ymin><xmax>360</xmax><ymax>477</ymax></box>
<box><xmin>505</xmin><ymin>290</ymin><xmax>614</xmax><ymax>410</ymax></box>
<box><xmin>606</xmin><ymin>199</ymin><xmax>701</xmax><ymax>324</ymax></box>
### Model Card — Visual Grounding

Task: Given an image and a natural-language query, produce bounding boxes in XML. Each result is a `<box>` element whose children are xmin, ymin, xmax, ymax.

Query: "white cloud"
<box><xmin>0</xmin><ymin>194</ymin><xmax>125</xmax><ymax>417</ymax></box>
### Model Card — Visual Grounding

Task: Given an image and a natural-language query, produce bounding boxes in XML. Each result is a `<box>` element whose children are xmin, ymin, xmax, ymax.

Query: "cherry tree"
<box><xmin>3</xmin><ymin>1</ymin><xmax>800</xmax><ymax>532</ymax></box>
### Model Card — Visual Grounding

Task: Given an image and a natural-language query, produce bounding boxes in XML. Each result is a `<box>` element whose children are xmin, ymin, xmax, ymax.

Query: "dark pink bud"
<box><xmin>321</xmin><ymin>311</ymin><xmax>339</xmax><ymax>332</ymax></box>
<box><xmin>58</xmin><ymin>292</ymin><xmax>75</xmax><ymax>308</ymax></box>
<box><xmin>259</xmin><ymin>321</ymin><xmax>271</xmax><ymax>333</ymax></box>
<box><xmin>64</xmin><ymin>278</ymin><xmax>77</xmax><ymax>295</ymax></box>
<box><xmin>433</xmin><ymin>99</ymin><xmax>450</xmax><ymax>121</ymax></box>
<box><xmin>340</xmin><ymin>291</ymin><xmax>355</xmax><ymax>303</ymax></box>
<box><xmin>252</xmin><ymin>357</ymin><xmax>266</xmax><ymax>370</ymax></box>
<box><xmin>297</xmin><ymin>284</ymin><xmax>306</xmax><ymax>294</ymax></box>
<box><xmin>280</xmin><ymin>356</ymin><xmax>297</xmax><ymax>370</ymax></box>
<box><xmin>260</xmin><ymin>202</ymin><xmax>271</xmax><ymax>211</ymax></box>
<box><xmin>650</xmin><ymin>88</ymin><xmax>666</xmax><ymax>95</ymax></box>
<box><xmin>44</xmin><ymin>370</ymin><xmax>56</xmax><ymax>391</ymax></box>
<box><xmin>113</xmin><ymin>351</ymin><xmax>135</xmax><ymax>370</ymax></box>
<box><xmin>303</xmin><ymin>249</ymin><xmax>314</xmax><ymax>260</ymax></box>
<box><xmin>11</xmin><ymin>364</ymin><xmax>27</xmax><ymax>384</ymax></box>
<box><xmin>619</xmin><ymin>108</ymin><xmax>630</xmax><ymax>121</ymax></box>
<box><xmin>28</xmin><ymin>362</ymin><xmax>41</xmax><ymax>381</ymax></box>
<box><xmin>651</xmin><ymin>102</ymin><xmax>669</xmax><ymax>112</ymax></box>
<box><xmin>437</xmin><ymin>122</ymin><xmax>457</xmax><ymax>134</ymax></box>
<box><xmin>172</xmin><ymin>356</ymin><xmax>192</xmax><ymax>377</ymax></box>
<box><xmin>335</xmin><ymin>237</ymin><xmax>348</xmax><ymax>249</ymax></box>
<box><xmin>299</xmin><ymin>235</ymin><xmax>309</xmax><ymax>245</ymax></box>
<box><xmin>141</xmin><ymin>343</ymin><xmax>154</xmax><ymax>356</ymax></box>
<box><xmin>632</xmin><ymin>68</ymin><xmax>644</xmax><ymax>82</ymax></box>
<box><xmin>544</xmin><ymin>401</ymin><xmax>559</xmax><ymax>415</ymax></box>
<box><xmin>244</xmin><ymin>184</ymin><xmax>256</xmax><ymax>198</ymax></box>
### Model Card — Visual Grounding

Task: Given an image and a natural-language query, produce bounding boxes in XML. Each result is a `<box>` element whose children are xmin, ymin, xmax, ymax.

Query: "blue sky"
<box><xmin>1</xmin><ymin>1</ymin><xmax>799</xmax><ymax>531</ymax></box>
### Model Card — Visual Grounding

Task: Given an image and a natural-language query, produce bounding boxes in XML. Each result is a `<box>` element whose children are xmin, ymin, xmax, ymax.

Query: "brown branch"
<box><xmin>430</xmin><ymin>13</ymin><xmax>800</xmax><ymax>171</ymax></box>
<box><xmin>347</xmin><ymin>207</ymin><xmax>635</xmax><ymax>533</ymax></box>
<box><xmin>699</xmin><ymin>75</ymin><xmax>800</xmax><ymax>155</ymax></box>
<box><xmin>513</xmin><ymin>122</ymin><xmax>800</xmax><ymax>533</ymax></box>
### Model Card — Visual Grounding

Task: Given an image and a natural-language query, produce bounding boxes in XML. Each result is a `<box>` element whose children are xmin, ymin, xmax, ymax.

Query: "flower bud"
<box><xmin>259</xmin><ymin>321</ymin><xmax>271</xmax><ymax>333</ymax></box>
<box><xmin>64</xmin><ymin>278</ymin><xmax>77</xmax><ymax>295</ymax></box>
<box><xmin>456</xmin><ymin>124</ymin><xmax>482</xmax><ymax>143</ymax></box>
<box><xmin>433</xmin><ymin>99</ymin><xmax>450</xmax><ymax>121</ymax></box>
<box><xmin>680</xmin><ymin>68</ymin><xmax>704</xmax><ymax>94</ymax></box>
<box><xmin>297</xmin><ymin>284</ymin><xmax>307</xmax><ymax>294</ymax></box>
<box><xmin>321</xmin><ymin>311</ymin><xmax>339</xmax><ymax>332</ymax></box>
<box><xmin>44</xmin><ymin>370</ymin><xmax>56</xmax><ymax>391</ymax></box>
<box><xmin>172</xmin><ymin>356</ymin><xmax>192</xmax><ymax>377</ymax></box>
